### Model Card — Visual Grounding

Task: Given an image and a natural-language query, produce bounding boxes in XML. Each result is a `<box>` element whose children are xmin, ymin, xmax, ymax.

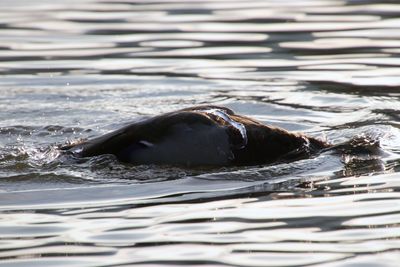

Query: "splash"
<box><xmin>202</xmin><ymin>108</ymin><xmax>248</xmax><ymax>149</ymax></box>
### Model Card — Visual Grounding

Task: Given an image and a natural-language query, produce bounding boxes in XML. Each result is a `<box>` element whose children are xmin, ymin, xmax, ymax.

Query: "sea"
<box><xmin>0</xmin><ymin>0</ymin><xmax>400</xmax><ymax>266</ymax></box>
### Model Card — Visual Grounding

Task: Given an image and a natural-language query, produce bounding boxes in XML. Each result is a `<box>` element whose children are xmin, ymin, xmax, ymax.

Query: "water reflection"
<box><xmin>0</xmin><ymin>0</ymin><xmax>400</xmax><ymax>266</ymax></box>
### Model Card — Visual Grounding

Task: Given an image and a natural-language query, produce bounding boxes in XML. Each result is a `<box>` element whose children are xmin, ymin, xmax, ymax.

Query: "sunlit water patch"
<box><xmin>1</xmin><ymin>0</ymin><xmax>400</xmax><ymax>266</ymax></box>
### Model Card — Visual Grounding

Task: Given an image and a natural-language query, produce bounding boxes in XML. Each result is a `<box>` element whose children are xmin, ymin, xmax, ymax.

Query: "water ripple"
<box><xmin>1</xmin><ymin>0</ymin><xmax>400</xmax><ymax>266</ymax></box>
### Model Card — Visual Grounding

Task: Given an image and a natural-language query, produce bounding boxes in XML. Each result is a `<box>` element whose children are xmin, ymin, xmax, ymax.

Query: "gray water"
<box><xmin>1</xmin><ymin>0</ymin><xmax>400</xmax><ymax>266</ymax></box>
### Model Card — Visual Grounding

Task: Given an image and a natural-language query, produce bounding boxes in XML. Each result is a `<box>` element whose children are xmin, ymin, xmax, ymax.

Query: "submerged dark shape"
<box><xmin>61</xmin><ymin>105</ymin><xmax>331</xmax><ymax>166</ymax></box>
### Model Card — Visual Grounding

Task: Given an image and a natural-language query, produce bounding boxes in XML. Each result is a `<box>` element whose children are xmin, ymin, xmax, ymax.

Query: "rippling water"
<box><xmin>1</xmin><ymin>0</ymin><xmax>400</xmax><ymax>266</ymax></box>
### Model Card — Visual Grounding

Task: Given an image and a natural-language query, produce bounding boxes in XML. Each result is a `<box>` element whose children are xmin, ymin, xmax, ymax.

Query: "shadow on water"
<box><xmin>1</xmin><ymin>0</ymin><xmax>400</xmax><ymax>266</ymax></box>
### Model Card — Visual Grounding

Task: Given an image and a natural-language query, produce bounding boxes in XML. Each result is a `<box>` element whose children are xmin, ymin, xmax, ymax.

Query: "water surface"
<box><xmin>1</xmin><ymin>0</ymin><xmax>400</xmax><ymax>266</ymax></box>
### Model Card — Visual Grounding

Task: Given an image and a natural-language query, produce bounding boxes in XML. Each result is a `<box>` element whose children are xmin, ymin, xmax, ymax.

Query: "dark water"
<box><xmin>1</xmin><ymin>0</ymin><xmax>400</xmax><ymax>266</ymax></box>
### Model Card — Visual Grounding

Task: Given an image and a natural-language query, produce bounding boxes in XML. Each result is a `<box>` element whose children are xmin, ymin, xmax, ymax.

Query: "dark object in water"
<box><xmin>61</xmin><ymin>105</ymin><xmax>331</xmax><ymax>166</ymax></box>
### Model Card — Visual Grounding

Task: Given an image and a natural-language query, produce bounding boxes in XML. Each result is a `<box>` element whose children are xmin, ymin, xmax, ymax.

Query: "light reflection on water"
<box><xmin>1</xmin><ymin>0</ymin><xmax>400</xmax><ymax>266</ymax></box>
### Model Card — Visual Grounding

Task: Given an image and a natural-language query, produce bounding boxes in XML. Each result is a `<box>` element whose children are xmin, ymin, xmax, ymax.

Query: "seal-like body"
<box><xmin>62</xmin><ymin>106</ymin><xmax>330</xmax><ymax>166</ymax></box>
